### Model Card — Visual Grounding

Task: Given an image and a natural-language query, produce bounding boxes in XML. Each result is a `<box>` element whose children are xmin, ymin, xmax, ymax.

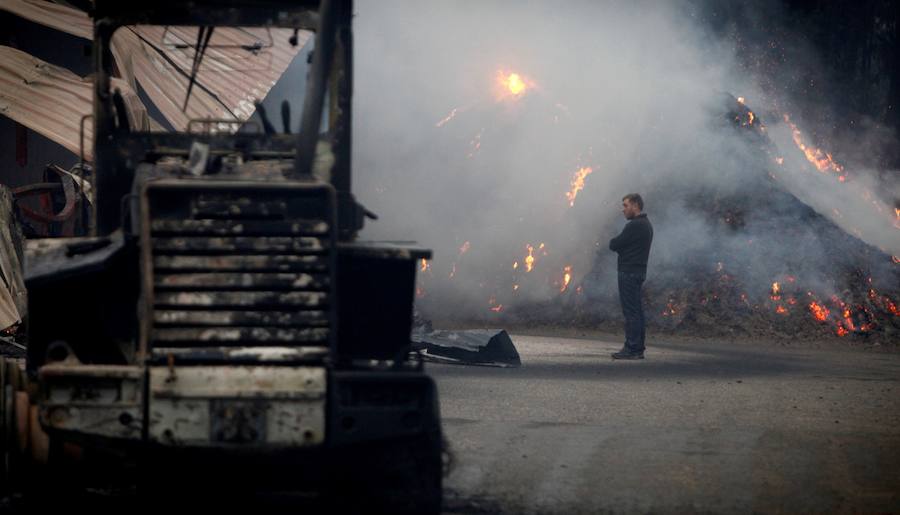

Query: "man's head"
<box><xmin>621</xmin><ymin>193</ymin><xmax>643</xmax><ymax>220</ymax></box>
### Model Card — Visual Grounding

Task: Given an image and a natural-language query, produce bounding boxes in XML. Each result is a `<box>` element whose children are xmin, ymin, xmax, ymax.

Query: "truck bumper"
<box><xmin>37</xmin><ymin>364</ymin><xmax>440</xmax><ymax>451</ymax></box>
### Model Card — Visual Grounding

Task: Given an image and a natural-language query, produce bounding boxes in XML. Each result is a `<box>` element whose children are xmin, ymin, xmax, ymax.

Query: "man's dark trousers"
<box><xmin>618</xmin><ymin>271</ymin><xmax>646</xmax><ymax>353</ymax></box>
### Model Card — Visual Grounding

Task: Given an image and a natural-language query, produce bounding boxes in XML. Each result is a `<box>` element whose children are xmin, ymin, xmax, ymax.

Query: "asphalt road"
<box><xmin>431</xmin><ymin>334</ymin><xmax>900</xmax><ymax>514</ymax></box>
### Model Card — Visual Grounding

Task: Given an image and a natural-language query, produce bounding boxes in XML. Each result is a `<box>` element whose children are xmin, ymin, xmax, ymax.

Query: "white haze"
<box><xmin>351</xmin><ymin>0</ymin><xmax>899</xmax><ymax>317</ymax></box>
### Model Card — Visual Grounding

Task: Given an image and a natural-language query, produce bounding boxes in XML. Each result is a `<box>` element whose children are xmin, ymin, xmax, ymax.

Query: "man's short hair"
<box><xmin>623</xmin><ymin>193</ymin><xmax>643</xmax><ymax>211</ymax></box>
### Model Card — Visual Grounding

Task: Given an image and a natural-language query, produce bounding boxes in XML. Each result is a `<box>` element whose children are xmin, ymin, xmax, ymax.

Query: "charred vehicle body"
<box><xmin>5</xmin><ymin>0</ymin><xmax>441</xmax><ymax>510</ymax></box>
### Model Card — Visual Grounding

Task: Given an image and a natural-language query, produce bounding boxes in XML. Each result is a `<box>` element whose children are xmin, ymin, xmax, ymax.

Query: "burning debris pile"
<box><xmin>411</xmin><ymin>73</ymin><xmax>899</xmax><ymax>343</ymax></box>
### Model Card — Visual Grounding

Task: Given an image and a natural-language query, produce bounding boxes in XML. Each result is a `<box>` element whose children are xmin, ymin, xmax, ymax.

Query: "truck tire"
<box><xmin>331</xmin><ymin>432</ymin><xmax>443</xmax><ymax>515</ymax></box>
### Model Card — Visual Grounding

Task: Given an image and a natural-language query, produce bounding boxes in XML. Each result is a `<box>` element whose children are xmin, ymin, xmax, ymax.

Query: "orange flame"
<box><xmin>783</xmin><ymin>114</ymin><xmax>845</xmax><ymax>178</ymax></box>
<box><xmin>524</xmin><ymin>245</ymin><xmax>535</xmax><ymax>272</ymax></box>
<box><xmin>885</xmin><ymin>297</ymin><xmax>899</xmax><ymax>316</ymax></box>
<box><xmin>420</xmin><ymin>258</ymin><xmax>428</xmax><ymax>272</ymax></box>
<box><xmin>565</xmin><ymin>166</ymin><xmax>594</xmax><ymax>207</ymax></box>
<box><xmin>776</xmin><ymin>305</ymin><xmax>788</xmax><ymax>315</ymax></box>
<box><xmin>809</xmin><ymin>301</ymin><xmax>829</xmax><ymax>322</ymax></box>
<box><xmin>836</xmin><ymin>325</ymin><xmax>848</xmax><ymax>337</ymax></box>
<box><xmin>513</xmin><ymin>261</ymin><xmax>519</xmax><ymax>270</ymax></box>
<box><xmin>662</xmin><ymin>299</ymin><xmax>679</xmax><ymax>317</ymax></box>
<box><xmin>500</xmin><ymin>72</ymin><xmax>526</xmax><ymax>96</ymax></box>
<box><xmin>560</xmin><ymin>265</ymin><xmax>573</xmax><ymax>292</ymax></box>
<box><xmin>771</xmin><ymin>282</ymin><xmax>781</xmax><ymax>300</ymax></box>
<box><xmin>495</xmin><ymin>70</ymin><xmax>531</xmax><ymax>101</ymax></box>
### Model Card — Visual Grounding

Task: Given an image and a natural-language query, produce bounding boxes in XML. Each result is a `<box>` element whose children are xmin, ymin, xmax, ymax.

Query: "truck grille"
<box><xmin>142</xmin><ymin>181</ymin><xmax>336</xmax><ymax>362</ymax></box>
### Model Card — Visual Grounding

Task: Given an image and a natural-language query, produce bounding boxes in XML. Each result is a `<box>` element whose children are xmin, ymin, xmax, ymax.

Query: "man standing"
<box><xmin>609</xmin><ymin>193</ymin><xmax>653</xmax><ymax>360</ymax></box>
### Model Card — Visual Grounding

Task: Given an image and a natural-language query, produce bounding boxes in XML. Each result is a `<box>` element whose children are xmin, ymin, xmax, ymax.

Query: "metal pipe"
<box><xmin>294</xmin><ymin>0</ymin><xmax>338</xmax><ymax>178</ymax></box>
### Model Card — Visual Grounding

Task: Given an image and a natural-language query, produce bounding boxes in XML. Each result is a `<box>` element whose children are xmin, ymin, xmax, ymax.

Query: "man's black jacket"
<box><xmin>609</xmin><ymin>213</ymin><xmax>653</xmax><ymax>273</ymax></box>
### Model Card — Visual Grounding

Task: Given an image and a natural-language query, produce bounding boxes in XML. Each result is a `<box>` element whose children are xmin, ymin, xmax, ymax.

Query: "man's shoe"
<box><xmin>611</xmin><ymin>350</ymin><xmax>644</xmax><ymax>360</ymax></box>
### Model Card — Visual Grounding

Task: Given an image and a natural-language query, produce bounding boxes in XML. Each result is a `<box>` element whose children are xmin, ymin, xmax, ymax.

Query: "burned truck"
<box><xmin>2</xmin><ymin>0</ymin><xmax>442</xmax><ymax>511</ymax></box>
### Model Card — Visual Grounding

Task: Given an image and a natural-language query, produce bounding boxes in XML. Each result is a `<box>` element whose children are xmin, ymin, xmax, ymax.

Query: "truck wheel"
<box><xmin>332</xmin><ymin>433</ymin><xmax>443</xmax><ymax>515</ymax></box>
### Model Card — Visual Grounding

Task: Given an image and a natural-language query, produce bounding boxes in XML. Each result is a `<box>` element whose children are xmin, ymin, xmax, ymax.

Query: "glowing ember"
<box><xmin>524</xmin><ymin>245</ymin><xmax>535</xmax><ymax>272</ymax></box>
<box><xmin>809</xmin><ymin>301</ymin><xmax>829</xmax><ymax>322</ymax></box>
<box><xmin>565</xmin><ymin>166</ymin><xmax>594</xmax><ymax>207</ymax></box>
<box><xmin>782</xmin><ymin>114</ymin><xmax>846</xmax><ymax>179</ymax></box>
<box><xmin>836</xmin><ymin>326</ymin><xmax>848</xmax><ymax>337</ymax></box>
<box><xmin>420</xmin><ymin>258</ymin><xmax>428</xmax><ymax>272</ymax></box>
<box><xmin>436</xmin><ymin>108</ymin><xmax>459</xmax><ymax>128</ymax></box>
<box><xmin>776</xmin><ymin>305</ymin><xmax>788</xmax><ymax>315</ymax></box>
<box><xmin>771</xmin><ymin>282</ymin><xmax>781</xmax><ymax>300</ymax></box>
<box><xmin>560</xmin><ymin>265</ymin><xmax>573</xmax><ymax>292</ymax></box>
<box><xmin>748</xmin><ymin>111</ymin><xmax>755</xmax><ymax>125</ymax></box>
<box><xmin>885</xmin><ymin>297</ymin><xmax>899</xmax><ymax>316</ymax></box>
<box><xmin>468</xmin><ymin>128</ymin><xmax>485</xmax><ymax>158</ymax></box>
<box><xmin>662</xmin><ymin>300</ymin><xmax>679</xmax><ymax>317</ymax></box>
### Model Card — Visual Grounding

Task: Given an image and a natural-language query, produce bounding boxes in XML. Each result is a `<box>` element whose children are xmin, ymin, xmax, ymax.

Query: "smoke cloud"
<box><xmin>351</xmin><ymin>0</ymin><xmax>899</xmax><ymax>323</ymax></box>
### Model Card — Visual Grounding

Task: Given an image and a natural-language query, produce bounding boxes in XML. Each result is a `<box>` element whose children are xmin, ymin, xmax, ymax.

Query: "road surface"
<box><xmin>433</xmin><ymin>333</ymin><xmax>900</xmax><ymax>514</ymax></box>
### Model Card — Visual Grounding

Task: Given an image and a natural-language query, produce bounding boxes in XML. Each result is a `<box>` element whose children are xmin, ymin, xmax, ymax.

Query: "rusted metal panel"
<box><xmin>37</xmin><ymin>363</ymin><xmax>142</xmax><ymax>439</ymax></box>
<box><xmin>152</xmin><ymin>236</ymin><xmax>326</xmax><ymax>253</ymax></box>
<box><xmin>154</xmin><ymin>272</ymin><xmax>328</xmax><ymax>290</ymax></box>
<box><xmin>154</xmin><ymin>309</ymin><xmax>328</xmax><ymax>326</ymax></box>
<box><xmin>153</xmin><ymin>291</ymin><xmax>328</xmax><ymax>308</ymax></box>
<box><xmin>0</xmin><ymin>0</ymin><xmax>92</xmax><ymax>40</ymax></box>
<box><xmin>0</xmin><ymin>0</ymin><xmax>311</xmax><ymax>132</ymax></box>
<box><xmin>150</xmin><ymin>345</ymin><xmax>330</xmax><ymax>363</ymax></box>
<box><xmin>147</xmin><ymin>366</ymin><xmax>326</xmax><ymax>446</ymax></box>
<box><xmin>150</xmin><ymin>219</ymin><xmax>330</xmax><ymax>236</ymax></box>
<box><xmin>191</xmin><ymin>197</ymin><xmax>289</xmax><ymax>218</ymax></box>
<box><xmin>0</xmin><ymin>46</ymin><xmax>149</xmax><ymax>160</ymax></box>
<box><xmin>150</xmin><ymin>366</ymin><xmax>325</xmax><ymax>398</ymax></box>
<box><xmin>152</xmin><ymin>327</ymin><xmax>329</xmax><ymax>344</ymax></box>
<box><xmin>0</xmin><ymin>186</ymin><xmax>26</xmax><ymax>330</ymax></box>
<box><xmin>152</xmin><ymin>254</ymin><xmax>328</xmax><ymax>272</ymax></box>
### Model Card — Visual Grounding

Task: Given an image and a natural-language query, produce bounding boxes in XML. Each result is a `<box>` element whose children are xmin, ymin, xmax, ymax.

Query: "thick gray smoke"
<box><xmin>351</xmin><ymin>0</ymin><xmax>899</xmax><ymax>320</ymax></box>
